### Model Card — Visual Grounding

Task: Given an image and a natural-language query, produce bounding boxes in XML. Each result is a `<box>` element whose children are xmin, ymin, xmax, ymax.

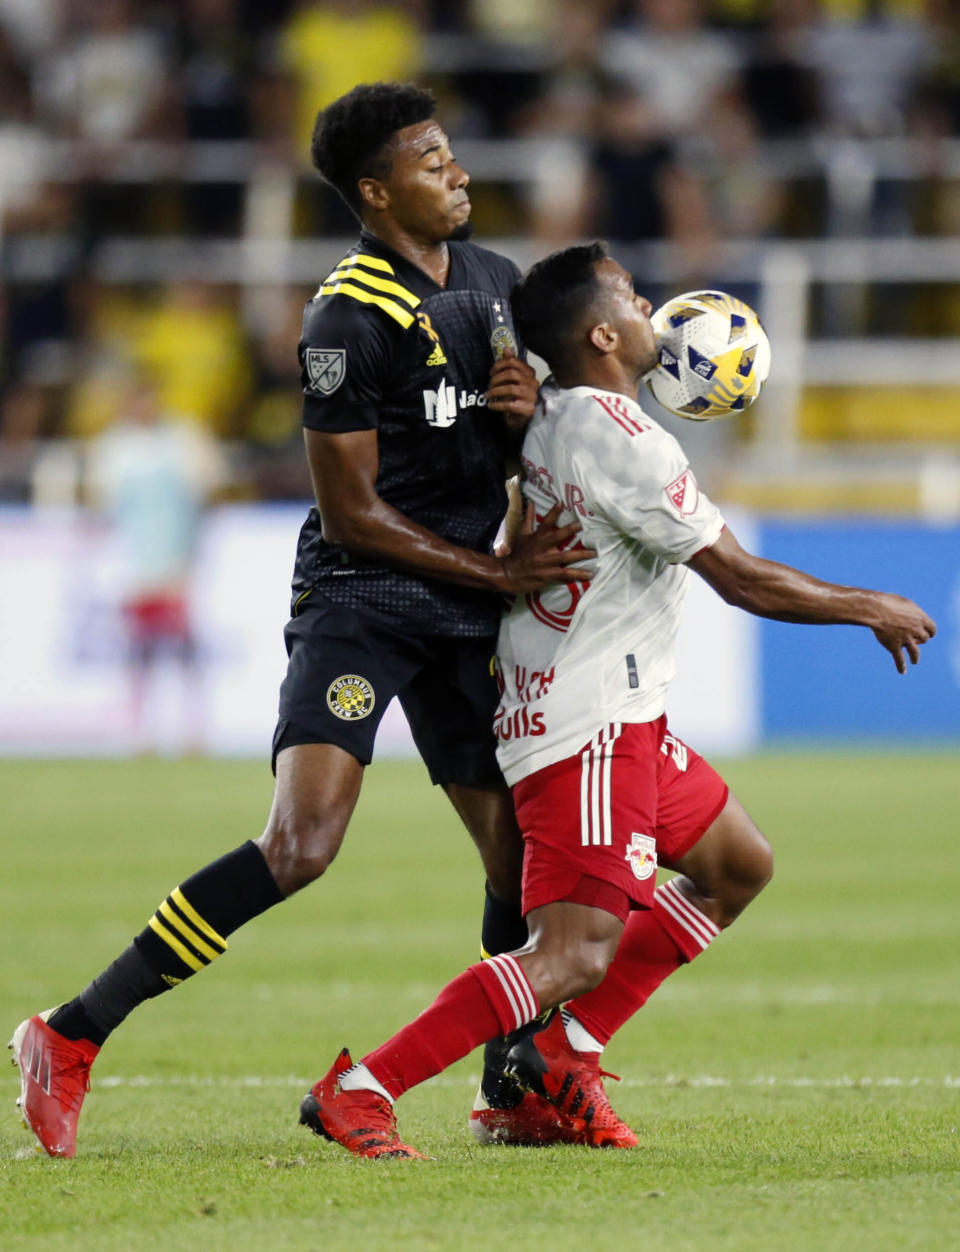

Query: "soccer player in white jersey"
<box><xmin>299</xmin><ymin>241</ymin><xmax>936</xmax><ymax>1159</ymax></box>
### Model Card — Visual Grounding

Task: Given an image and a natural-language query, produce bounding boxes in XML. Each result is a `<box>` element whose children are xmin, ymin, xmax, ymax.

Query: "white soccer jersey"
<box><xmin>495</xmin><ymin>380</ymin><xmax>725</xmax><ymax>785</ymax></box>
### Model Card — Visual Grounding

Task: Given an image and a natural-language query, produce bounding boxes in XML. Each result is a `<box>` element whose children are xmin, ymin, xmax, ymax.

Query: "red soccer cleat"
<box><xmin>505</xmin><ymin>1013</ymin><xmax>639</xmax><ymax>1149</ymax></box>
<box><xmin>299</xmin><ymin>1048</ymin><xmax>429</xmax><ymax>1160</ymax></box>
<box><xmin>469</xmin><ymin>1085</ymin><xmax>588</xmax><ymax>1146</ymax></box>
<box><xmin>9</xmin><ymin>1010</ymin><xmax>100</xmax><ymax>1158</ymax></box>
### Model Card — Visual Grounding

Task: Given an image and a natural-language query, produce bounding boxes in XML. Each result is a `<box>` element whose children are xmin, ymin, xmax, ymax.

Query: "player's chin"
<box><xmin>449</xmin><ymin>220</ymin><xmax>474</xmax><ymax>242</ymax></box>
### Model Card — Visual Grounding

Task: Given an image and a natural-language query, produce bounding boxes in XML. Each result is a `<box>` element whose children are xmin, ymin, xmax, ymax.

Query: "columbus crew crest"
<box><xmin>326</xmin><ymin>674</ymin><xmax>375</xmax><ymax>721</ymax></box>
<box><xmin>625</xmin><ymin>832</ymin><xmax>657</xmax><ymax>881</ymax></box>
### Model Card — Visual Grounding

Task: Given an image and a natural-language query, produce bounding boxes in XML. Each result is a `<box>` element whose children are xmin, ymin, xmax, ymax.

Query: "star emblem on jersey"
<box><xmin>624</xmin><ymin>833</ymin><xmax>657</xmax><ymax>881</ymax></box>
<box><xmin>305</xmin><ymin>348</ymin><xmax>346</xmax><ymax>395</ymax></box>
<box><xmin>326</xmin><ymin>674</ymin><xmax>375</xmax><ymax>721</ymax></box>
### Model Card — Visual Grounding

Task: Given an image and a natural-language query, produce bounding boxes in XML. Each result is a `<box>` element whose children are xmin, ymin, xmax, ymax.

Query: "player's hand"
<box><xmin>870</xmin><ymin>594</ymin><xmax>936</xmax><ymax>673</ymax></box>
<box><xmin>486</xmin><ymin>349</ymin><xmax>539</xmax><ymax>430</ymax></box>
<box><xmin>493</xmin><ymin>475</ymin><xmax>524</xmax><ymax>557</ymax></box>
<box><xmin>496</xmin><ymin>502</ymin><xmax>596</xmax><ymax>594</ymax></box>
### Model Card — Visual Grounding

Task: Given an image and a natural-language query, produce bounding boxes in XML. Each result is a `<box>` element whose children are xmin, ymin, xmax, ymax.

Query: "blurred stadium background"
<box><xmin>0</xmin><ymin>0</ymin><xmax>957</xmax><ymax>757</ymax></box>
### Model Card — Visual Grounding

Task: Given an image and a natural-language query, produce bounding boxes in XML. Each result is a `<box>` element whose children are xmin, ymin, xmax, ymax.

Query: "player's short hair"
<box><xmin>511</xmin><ymin>241</ymin><xmax>610</xmax><ymax>370</ymax></box>
<box><xmin>311</xmin><ymin>82</ymin><xmax>437</xmax><ymax>218</ymax></box>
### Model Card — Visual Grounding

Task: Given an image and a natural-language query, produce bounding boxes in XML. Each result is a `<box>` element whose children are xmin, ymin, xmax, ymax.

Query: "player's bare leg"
<box><xmin>301</xmin><ymin>898</ymin><xmax>628</xmax><ymax>1159</ymax></box>
<box><xmin>560</xmin><ymin>792</ymin><xmax>773</xmax><ymax>1059</ymax></box>
<box><xmin>10</xmin><ymin>742</ymin><xmax>363</xmax><ymax>1157</ymax></box>
<box><xmin>443</xmin><ymin>781</ymin><xmax>523</xmax><ymax>907</ymax></box>
<box><xmin>443</xmin><ymin>781</ymin><xmax>582</xmax><ymax>1144</ymax></box>
<box><xmin>256</xmin><ymin>743</ymin><xmax>363</xmax><ymax>894</ymax></box>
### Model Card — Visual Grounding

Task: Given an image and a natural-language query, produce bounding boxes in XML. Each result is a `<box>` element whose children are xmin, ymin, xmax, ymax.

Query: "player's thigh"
<box><xmin>653</xmin><ymin>727</ymin><xmax>732</xmax><ymax>870</ymax></box>
<box><xmin>261</xmin><ymin>740</ymin><xmax>364</xmax><ymax>877</ymax></box>
<box><xmin>513</xmin><ymin>722</ymin><xmax>663</xmax><ymax>919</ymax></box>
<box><xmin>274</xmin><ymin>594</ymin><xmax>423</xmax><ymax>770</ymax></box>
<box><xmin>665</xmin><ymin>790</ymin><xmax>773</xmax><ymax>908</ymax></box>
<box><xmin>444</xmin><ymin>779</ymin><xmax>523</xmax><ymax>901</ymax></box>
<box><xmin>397</xmin><ymin>634</ymin><xmax>502</xmax><ymax>789</ymax></box>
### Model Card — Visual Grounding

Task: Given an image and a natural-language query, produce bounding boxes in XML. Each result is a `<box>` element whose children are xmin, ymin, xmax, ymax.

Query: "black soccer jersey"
<box><xmin>291</xmin><ymin>230</ymin><xmax>523</xmax><ymax>637</ymax></box>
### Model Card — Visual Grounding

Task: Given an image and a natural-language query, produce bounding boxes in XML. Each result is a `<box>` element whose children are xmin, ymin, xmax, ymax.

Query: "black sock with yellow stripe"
<box><xmin>49</xmin><ymin>841</ymin><xmax>283</xmax><ymax>1046</ymax></box>
<box><xmin>480</xmin><ymin>881</ymin><xmax>527</xmax><ymax>960</ymax></box>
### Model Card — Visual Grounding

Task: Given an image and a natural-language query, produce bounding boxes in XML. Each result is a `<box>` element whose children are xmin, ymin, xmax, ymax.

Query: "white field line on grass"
<box><xmin>76</xmin><ymin>1074</ymin><xmax>960</xmax><ymax>1090</ymax></box>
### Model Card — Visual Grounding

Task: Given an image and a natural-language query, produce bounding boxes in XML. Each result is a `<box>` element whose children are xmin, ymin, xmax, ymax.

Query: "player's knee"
<box><xmin>256</xmin><ymin>813</ymin><xmax>346</xmax><ymax>895</ymax></box>
<box><xmin>560</xmin><ymin>945</ymin><xmax>611</xmax><ymax>1000</ymax></box>
<box><xmin>713</xmin><ymin>829</ymin><xmax>774</xmax><ymax>926</ymax></box>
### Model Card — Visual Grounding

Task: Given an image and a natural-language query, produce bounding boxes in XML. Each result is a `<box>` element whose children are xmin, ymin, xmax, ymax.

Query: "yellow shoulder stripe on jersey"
<box><xmin>349</xmin><ymin>252</ymin><xmax>395</xmax><ymax>274</ymax></box>
<box><xmin>319</xmin><ymin>280</ymin><xmax>416</xmax><ymax>328</ymax></box>
<box><xmin>171</xmin><ymin>887</ymin><xmax>228</xmax><ymax>950</ymax></box>
<box><xmin>148</xmin><ymin>916</ymin><xmax>204</xmax><ymax>971</ymax></box>
<box><xmin>328</xmin><ymin>266</ymin><xmax>420</xmax><ymax>309</ymax></box>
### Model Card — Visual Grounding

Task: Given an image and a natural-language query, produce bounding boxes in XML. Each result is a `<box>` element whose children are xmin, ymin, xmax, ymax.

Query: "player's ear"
<box><xmin>358</xmin><ymin>178</ymin><xmax>389</xmax><ymax>213</ymax></box>
<box><xmin>588</xmin><ymin>321</ymin><xmax>617</xmax><ymax>355</ymax></box>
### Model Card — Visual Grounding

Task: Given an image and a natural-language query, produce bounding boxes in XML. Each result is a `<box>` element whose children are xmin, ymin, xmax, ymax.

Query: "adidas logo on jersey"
<box><xmin>425</xmin><ymin>343</ymin><xmax>448</xmax><ymax>366</ymax></box>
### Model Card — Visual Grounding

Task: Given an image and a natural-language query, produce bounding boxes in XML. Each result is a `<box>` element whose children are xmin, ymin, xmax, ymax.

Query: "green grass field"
<box><xmin>1</xmin><ymin>753</ymin><xmax>958</xmax><ymax>1251</ymax></box>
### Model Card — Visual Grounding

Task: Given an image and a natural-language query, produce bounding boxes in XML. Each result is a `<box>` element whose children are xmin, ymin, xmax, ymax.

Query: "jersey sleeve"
<box><xmin>584</xmin><ymin>424</ymin><xmax>725</xmax><ymax>564</ymax></box>
<box><xmin>298</xmin><ymin>294</ymin><xmax>393</xmax><ymax>432</ymax></box>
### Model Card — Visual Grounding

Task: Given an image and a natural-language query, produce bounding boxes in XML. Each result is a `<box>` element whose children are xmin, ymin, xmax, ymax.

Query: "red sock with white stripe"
<box><xmin>357</xmin><ymin>954</ymin><xmax>540</xmax><ymax>1101</ymax></box>
<box><xmin>565</xmin><ymin>877</ymin><xmax>720</xmax><ymax>1047</ymax></box>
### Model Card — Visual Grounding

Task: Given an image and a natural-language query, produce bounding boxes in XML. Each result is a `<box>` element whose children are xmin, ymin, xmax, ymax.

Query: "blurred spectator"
<box><xmin>35</xmin><ymin>0</ymin><xmax>174</xmax><ymax>144</ymax></box>
<box><xmin>600</xmin><ymin>0</ymin><xmax>743</xmax><ymax>141</ymax></box>
<box><xmin>0</xmin><ymin>0</ymin><xmax>62</xmax><ymax>60</ymax></box>
<box><xmin>803</xmin><ymin>0</ymin><xmax>933</xmax><ymax>137</ymax></box>
<box><xmin>241</xmin><ymin>285</ymin><xmax>314</xmax><ymax>500</ymax></box>
<box><xmin>741</xmin><ymin>0</ymin><xmax>821</xmax><ymax>138</ymax></box>
<box><xmin>515</xmin><ymin>0</ymin><xmax>611</xmax><ymax>241</ymax></box>
<box><xmin>174</xmin><ymin>0</ymin><xmax>259</xmax><ymax>234</ymax></box>
<box><xmin>588</xmin><ymin>81</ymin><xmax>714</xmax><ymax>278</ymax></box>
<box><xmin>278</xmin><ymin>1</ymin><xmax>424</xmax><ymax>160</ymax></box>
<box><xmin>133</xmin><ymin>281</ymin><xmax>254</xmax><ymax>436</ymax></box>
<box><xmin>86</xmin><ymin>370</ymin><xmax>227</xmax><ymax>753</ymax></box>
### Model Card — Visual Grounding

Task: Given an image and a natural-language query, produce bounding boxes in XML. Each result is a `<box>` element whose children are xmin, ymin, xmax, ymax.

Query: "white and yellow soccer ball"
<box><xmin>644</xmin><ymin>290</ymin><xmax>771</xmax><ymax>420</ymax></box>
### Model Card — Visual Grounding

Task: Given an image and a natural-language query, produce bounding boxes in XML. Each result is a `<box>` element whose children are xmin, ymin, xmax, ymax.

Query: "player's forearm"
<box><xmin>321</xmin><ymin>498</ymin><xmax>506</xmax><ymax>593</ymax></box>
<box><xmin>706</xmin><ymin>554</ymin><xmax>884</xmax><ymax>626</ymax></box>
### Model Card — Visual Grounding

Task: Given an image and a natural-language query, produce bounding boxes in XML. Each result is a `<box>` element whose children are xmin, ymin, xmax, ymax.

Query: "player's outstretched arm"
<box><xmin>305</xmin><ymin>428</ymin><xmax>592</xmax><ymax>596</ymax></box>
<box><xmin>687</xmin><ymin>527</ymin><xmax>936</xmax><ymax>674</ymax></box>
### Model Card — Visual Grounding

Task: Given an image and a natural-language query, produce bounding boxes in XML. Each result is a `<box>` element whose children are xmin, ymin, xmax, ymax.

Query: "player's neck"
<box><xmin>554</xmin><ymin>359</ymin><xmax>640</xmax><ymax>402</ymax></box>
<box><xmin>361</xmin><ymin>220</ymin><xmax>451</xmax><ymax>287</ymax></box>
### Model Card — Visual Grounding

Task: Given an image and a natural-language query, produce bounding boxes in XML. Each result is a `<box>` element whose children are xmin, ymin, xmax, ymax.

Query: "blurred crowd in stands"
<box><xmin>1</xmin><ymin>0</ymin><xmax>958</xmax><ymax>502</ymax></box>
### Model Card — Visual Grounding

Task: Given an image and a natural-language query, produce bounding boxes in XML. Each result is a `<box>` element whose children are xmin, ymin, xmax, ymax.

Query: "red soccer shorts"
<box><xmin>512</xmin><ymin>716</ymin><xmax>729</xmax><ymax>923</ymax></box>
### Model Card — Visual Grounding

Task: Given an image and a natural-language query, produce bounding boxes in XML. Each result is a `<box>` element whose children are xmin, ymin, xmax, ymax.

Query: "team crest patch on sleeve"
<box><xmin>665</xmin><ymin>469</ymin><xmax>699</xmax><ymax>517</ymax></box>
<box><xmin>625</xmin><ymin>833</ymin><xmax>657</xmax><ymax>881</ymax></box>
<box><xmin>326</xmin><ymin>674</ymin><xmax>375</xmax><ymax>720</ymax></box>
<box><xmin>305</xmin><ymin>348</ymin><xmax>346</xmax><ymax>395</ymax></box>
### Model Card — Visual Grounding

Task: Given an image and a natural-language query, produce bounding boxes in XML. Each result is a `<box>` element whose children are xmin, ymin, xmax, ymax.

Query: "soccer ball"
<box><xmin>644</xmin><ymin>291</ymin><xmax>771</xmax><ymax>420</ymax></box>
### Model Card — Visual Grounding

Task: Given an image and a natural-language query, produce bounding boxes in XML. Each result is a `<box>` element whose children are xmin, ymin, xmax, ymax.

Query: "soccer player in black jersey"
<box><xmin>9</xmin><ymin>82</ymin><xmax>588</xmax><ymax>1158</ymax></box>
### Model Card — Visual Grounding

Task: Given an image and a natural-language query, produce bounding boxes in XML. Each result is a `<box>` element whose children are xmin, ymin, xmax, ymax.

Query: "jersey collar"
<box><xmin>357</xmin><ymin>230</ymin><xmax>459</xmax><ymax>296</ymax></box>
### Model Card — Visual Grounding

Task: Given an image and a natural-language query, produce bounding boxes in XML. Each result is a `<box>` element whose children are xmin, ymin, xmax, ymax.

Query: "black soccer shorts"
<box><xmin>272</xmin><ymin>592</ymin><xmax>502</xmax><ymax>787</ymax></box>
